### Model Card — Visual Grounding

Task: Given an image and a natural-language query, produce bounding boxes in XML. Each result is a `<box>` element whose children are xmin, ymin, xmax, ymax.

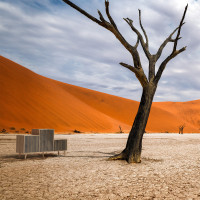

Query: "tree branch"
<box><xmin>63</xmin><ymin>0</ymin><xmax>145</xmax><ymax>83</ymax></box>
<box><xmin>97</xmin><ymin>10</ymin><xmax>106</xmax><ymax>22</ymax></box>
<box><xmin>169</xmin><ymin>37</ymin><xmax>182</xmax><ymax>42</ymax></box>
<box><xmin>155</xmin><ymin>26</ymin><xmax>179</xmax><ymax>61</ymax></box>
<box><xmin>124</xmin><ymin>18</ymin><xmax>151</xmax><ymax>60</ymax></box>
<box><xmin>103</xmin><ymin>0</ymin><xmax>138</xmax><ymax>55</ymax></box>
<box><xmin>105</xmin><ymin>0</ymin><xmax>118</xmax><ymax>30</ymax></box>
<box><xmin>62</xmin><ymin>0</ymin><xmax>149</xmax><ymax>84</ymax></box>
<box><xmin>138</xmin><ymin>9</ymin><xmax>149</xmax><ymax>48</ymax></box>
<box><xmin>120</xmin><ymin>62</ymin><xmax>148</xmax><ymax>87</ymax></box>
<box><xmin>154</xmin><ymin>46</ymin><xmax>187</xmax><ymax>84</ymax></box>
<box><xmin>154</xmin><ymin>5</ymin><xmax>188</xmax><ymax>84</ymax></box>
<box><xmin>119</xmin><ymin>62</ymin><xmax>137</xmax><ymax>73</ymax></box>
<box><xmin>173</xmin><ymin>4</ymin><xmax>188</xmax><ymax>53</ymax></box>
<box><xmin>156</xmin><ymin>23</ymin><xmax>185</xmax><ymax>61</ymax></box>
<box><xmin>62</xmin><ymin>0</ymin><xmax>135</xmax><ymax>54</ymax></box>
<box><xmin>134</xmin><ymin>36</ymin><xmax>140</xmax><ymax>48</ymax></box>
<box><xmin>62</xmin><ymin>0</ymin><xmax>104</xmax><ymax>26</ymax></box>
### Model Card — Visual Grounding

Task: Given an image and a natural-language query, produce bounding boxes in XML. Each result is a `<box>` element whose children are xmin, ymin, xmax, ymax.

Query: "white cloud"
<box><xmin>0</xmin><ymin>0</ymin><xmax>199</xmax><ymax>102</ymax></box>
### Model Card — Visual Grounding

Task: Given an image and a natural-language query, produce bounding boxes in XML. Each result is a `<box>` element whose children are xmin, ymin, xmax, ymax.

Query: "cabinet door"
<box><xmin>39</xmin><ymin>129</ymin><xmax>54</xmax><ymax>152</ymax></box>
<box><xmin>24</xmin><ymin>136</ymin><xmax>39</xmax><ymax>153</ymax></box>
<box><xmin>54</xmin><ymin>140</ymin><xmax>67</xmax><ymax>151</ymax></box>
<box><xmin>16</xmin><ymin>135</ymin><xmax>25</xmax><ymax>153</ymax></box>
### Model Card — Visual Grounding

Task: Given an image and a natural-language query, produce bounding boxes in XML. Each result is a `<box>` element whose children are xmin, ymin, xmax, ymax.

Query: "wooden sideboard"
<box><xmin>16</xmin><ymin>129</ymin><xmax>67</xmax><ymax>159</ymax></box>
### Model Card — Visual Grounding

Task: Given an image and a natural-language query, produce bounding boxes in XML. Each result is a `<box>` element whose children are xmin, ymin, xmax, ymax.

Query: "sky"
<box><xmin>0</xmin><ymin>0</ymin><xmax>200</xmax><ymax>102</ymax></box>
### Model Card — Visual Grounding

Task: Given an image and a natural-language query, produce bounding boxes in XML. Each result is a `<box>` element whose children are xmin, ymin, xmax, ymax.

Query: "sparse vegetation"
<box><xmin>20</xmin><ymin>128</ymin><xmax>26</xmax><ymax>131</ymax></box>
<box><xmin>73</xmin><ymin>129</ymin><xmax>81</xmax><ymax>133</ymax></box>
<box><xmin>9</xmin><ymin>127</ymin><xmax>15</xmax><ymax>131</ymax></box>
<box><xmin>0</xmin><ymin>129</ymin><xmax>7</xmax><ymax>133</ymax></box>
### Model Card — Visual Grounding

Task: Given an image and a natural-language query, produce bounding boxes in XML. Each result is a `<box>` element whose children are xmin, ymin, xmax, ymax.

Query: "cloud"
<box><xmin>0</xmin><ymin>0</ymin><xmax>199</xmax><ymax>102</ymax></box>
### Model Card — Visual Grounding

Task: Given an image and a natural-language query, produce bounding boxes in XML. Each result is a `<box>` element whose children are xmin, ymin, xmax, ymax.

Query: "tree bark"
<box><xmin>109</xmin><ymin>82</ymin><xmax>157</xmax><ymax>163</ymax></box>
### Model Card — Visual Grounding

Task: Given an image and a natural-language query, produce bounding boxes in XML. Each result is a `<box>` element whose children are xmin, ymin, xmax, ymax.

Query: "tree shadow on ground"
<box><xmin>0</xmin><ymin>153</ymin><xmax>58</xmax><ymax>165</ymax></box>
<box><xmin>0</xmin><ymin>151</ymin><xmax>163</xmax><ymax>165</ymax></box>
<box><xmin>63</xmin><ymin>151</ymin><xmax>116</xmax><ymax>159</ymax></box>
<box><xmin>142</xmin><ymin>157</ymin><xmax>163</xmax><ymax>163</ymax></box>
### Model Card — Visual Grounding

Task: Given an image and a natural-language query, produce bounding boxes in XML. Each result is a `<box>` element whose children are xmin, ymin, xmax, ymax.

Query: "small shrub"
<box><xmin>20</xmin><ymin>128</ymin><xmax>26</xmax><ymax>131</ymax></box>
<box><xmin>1</xmin><ymin>129</ymin><xmax>7</xmax><ymax>133</ymax></box>
<box><xmin>10</xmin><ymin>127</ymin><xmax>16</xmax><ymax>131</ymax></box>
<box><xmin>73</xmin><ymin>129</ymin><xmax>81</xmax><ymax>133</ymax></box>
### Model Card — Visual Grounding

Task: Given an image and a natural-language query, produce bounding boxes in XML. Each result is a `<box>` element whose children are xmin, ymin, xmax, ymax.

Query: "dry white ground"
<box><xmin>0</xmin><ymin>133</ymin><xmax>200</xmax><ymax>200</ymax></box>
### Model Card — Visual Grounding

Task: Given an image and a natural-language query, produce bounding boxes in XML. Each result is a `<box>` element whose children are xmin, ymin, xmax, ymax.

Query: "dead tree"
<box><xmin>62</xmin><ymin>0</ymin><xmax>188</xmax><ymax>163</ymax></box>
<box><xmin>179</xmin><ymin>125</ymin><xmax>185</xmax><ymax>134</ymax></box>
<box><xmin>119</xmin><ymin>126</ymin><xmax>123</xmax><ymax>133</ymax></box>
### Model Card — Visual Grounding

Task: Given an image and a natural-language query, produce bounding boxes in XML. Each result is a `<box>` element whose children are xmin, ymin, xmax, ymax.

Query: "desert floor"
<box><xmin>0</xmin><ymin>133</ymin><xmax>200</xmax><ymax>200</ymax></box>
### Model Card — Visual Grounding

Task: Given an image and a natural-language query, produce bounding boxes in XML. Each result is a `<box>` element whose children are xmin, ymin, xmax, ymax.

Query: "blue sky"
<box><xmin>0</xmin><ymin>0</ymin><xmax>200</xmax><ymax>102</ymax></box>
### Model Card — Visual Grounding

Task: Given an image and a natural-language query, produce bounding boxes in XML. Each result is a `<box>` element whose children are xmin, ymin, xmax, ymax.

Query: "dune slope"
<box><xmin>0</xmin><ymin>56</ymin><xmax>199</xmax><ymax>133</ymax></box>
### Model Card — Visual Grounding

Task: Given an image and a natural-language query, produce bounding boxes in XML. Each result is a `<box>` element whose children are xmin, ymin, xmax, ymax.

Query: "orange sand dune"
<box><xmin>0</xmin><ymin>56</ymin><xmax>199</xmax><ymax>133</ymax></box>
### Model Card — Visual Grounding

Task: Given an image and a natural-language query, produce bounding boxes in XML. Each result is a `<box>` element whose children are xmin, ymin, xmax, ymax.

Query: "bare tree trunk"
<box><xmin>109</xmin><ymin>83</ymin><xmax>157</xmax><ymax>163</ymax></box>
